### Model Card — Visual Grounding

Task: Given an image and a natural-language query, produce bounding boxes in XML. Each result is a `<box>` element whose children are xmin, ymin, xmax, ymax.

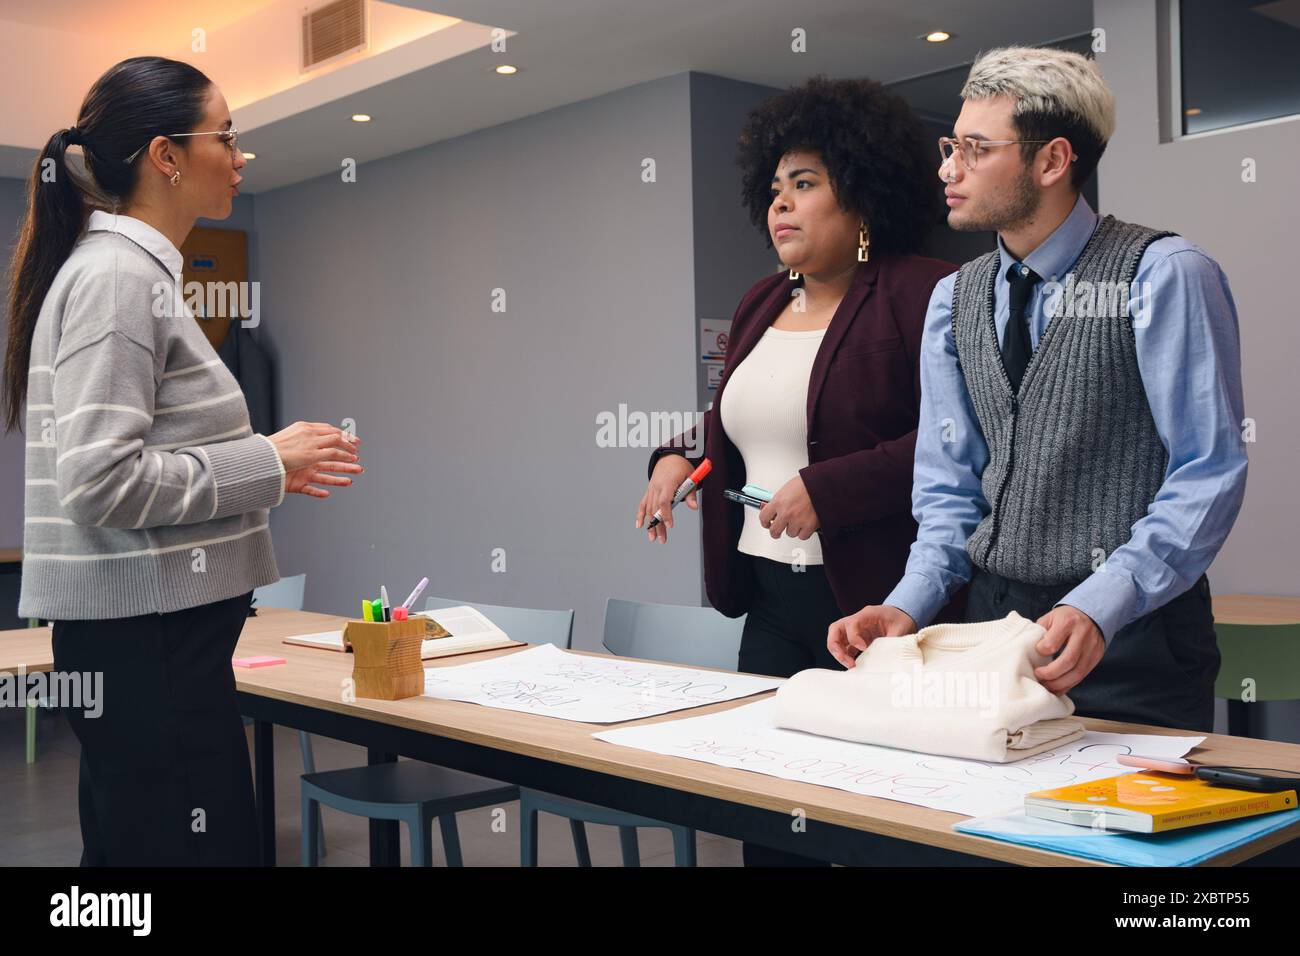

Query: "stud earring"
<box><xmin>170</xmin><ymin>170</ymin><xmax>181</xmax><ymax>186</ymax></box>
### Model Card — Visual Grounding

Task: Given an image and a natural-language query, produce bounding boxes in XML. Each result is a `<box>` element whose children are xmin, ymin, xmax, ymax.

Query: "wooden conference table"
<box><xmin>235</xmin><ymin>607</ymin><xmax>1300</xmax><ymax>867</ymax></box>
<box><xmin>5</xmin><ymin>603</ymin><xmax>1300</xmax><ymax>867</ymax></box>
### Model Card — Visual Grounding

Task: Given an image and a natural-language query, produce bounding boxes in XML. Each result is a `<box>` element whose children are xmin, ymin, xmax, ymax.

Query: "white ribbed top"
<box><xmin>719</xmin><ymin>325</ymin><xmax>826</xmax><ymax>565</ymax></box>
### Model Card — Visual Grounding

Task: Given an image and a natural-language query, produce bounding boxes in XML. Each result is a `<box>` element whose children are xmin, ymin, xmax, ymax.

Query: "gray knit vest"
<box><xmin>952</xmin><ymin>215</ymin><xmax>1175</xmax><ymax>585</ymax></box>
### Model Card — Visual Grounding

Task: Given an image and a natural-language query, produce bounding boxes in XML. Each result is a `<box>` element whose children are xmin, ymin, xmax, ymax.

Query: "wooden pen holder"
<box><xmin>344</xmin><ymin>617</ymin><xmax>425</xmax><ymax>700</ymax></box>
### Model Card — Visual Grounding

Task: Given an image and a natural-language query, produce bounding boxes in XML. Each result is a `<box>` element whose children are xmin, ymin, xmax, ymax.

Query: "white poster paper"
<box><xmin>422</xmin><ymin>644</ymin><xmax>783</xmax><ymax>723</ymax></box>
<box><xmin>594</xmin><ymin>699</ymin><xmax>1205</xmax><ymax>818</ymax></box>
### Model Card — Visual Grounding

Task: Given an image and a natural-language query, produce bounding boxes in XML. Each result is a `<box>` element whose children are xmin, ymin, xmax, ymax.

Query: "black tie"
<box><xmin>1001</xmin><ymin>262</ymin><xmax>1039</xmax><ymax>393</ymax></box>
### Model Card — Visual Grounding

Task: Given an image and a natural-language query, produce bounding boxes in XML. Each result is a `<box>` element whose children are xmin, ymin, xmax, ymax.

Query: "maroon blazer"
<box><xmin>650</xmin><ymin>251</ymin><xmax>968</xmax><ymax>621</ymax></box>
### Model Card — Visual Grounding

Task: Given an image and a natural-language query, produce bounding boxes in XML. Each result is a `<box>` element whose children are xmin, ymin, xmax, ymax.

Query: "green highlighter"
<box><xmin>369</xmin><ymin>598</ymin><xmax>385</xmax><ymax>622</ymax></box>
<box><xmin>741</xmin><ymin>484</ymin><xmax>774</xmax><ymax>502</ymax></box>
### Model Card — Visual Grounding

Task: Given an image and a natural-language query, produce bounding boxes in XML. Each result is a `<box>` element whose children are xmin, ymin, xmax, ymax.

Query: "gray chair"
<box><xmin>299</xmin><ymin>596</ymin><xmax>575</xmax><ymax>866</ymax></box>
<box><xmin>519</xmin><ymin>598</ymin><xmax>746</xmax><ymax>867</ymax></box>
<box><xmin>301</xmin><ymin>762</ymin><xmax>518</xmax><ymax>866</ymax></box>
<box><xmin>250</xmin><ymin>574</ymin><xmax>325</xmax><ymax>854</ymax></box>
<box><xmin>252</xmin><ymin>573</ymin><xmax>305</xmax><ymax>612</ymax></box>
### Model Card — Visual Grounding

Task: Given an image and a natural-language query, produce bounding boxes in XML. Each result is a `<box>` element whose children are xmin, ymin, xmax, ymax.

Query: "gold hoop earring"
<box><xmin>170</xmin><ymin>170</ymin><xmax>181</xmax><ymax>186</ymax></box>
<box><xmin>858</xmin><ymin>222</ymin><xmax>870</xmax><ymax>263</ymax></box>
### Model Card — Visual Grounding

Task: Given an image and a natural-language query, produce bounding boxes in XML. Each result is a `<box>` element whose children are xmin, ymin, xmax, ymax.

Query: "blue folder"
<box><xmin>955</xmin><ymin>808</ymin><xmax>1300</xmax><ymax>866</ymax></box>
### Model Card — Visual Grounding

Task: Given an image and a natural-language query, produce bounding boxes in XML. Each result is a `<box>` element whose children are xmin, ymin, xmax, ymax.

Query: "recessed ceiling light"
<box><xmin>241</xmin><ymin>151</ymin><xmax>256</xmax><ymax>160</ymax></box>
<box><xmin>924</xmin><ymin>31</ymin><xmax>952</xmax><ymax>42</ymax></box>
<box><xmin>1184</xmin><ymin>107</ymin><xmax>1202</xmax><ymax>116</ymax></box>
<box><xmin>351</xmin><ymin>113</ymin><xmax>372</xmax><ymax>123</ymax></box>
<box><xmin>495</xmin><ymin>64</ymin><xmax>518</xmax><ymax>75</ymax></box>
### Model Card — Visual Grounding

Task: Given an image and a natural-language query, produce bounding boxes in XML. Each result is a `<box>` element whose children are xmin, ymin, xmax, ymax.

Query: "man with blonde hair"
<box><xmin>828</xmin><ymin>46</ymin><xmax>1247</xmax><ymax>732</ymax></box>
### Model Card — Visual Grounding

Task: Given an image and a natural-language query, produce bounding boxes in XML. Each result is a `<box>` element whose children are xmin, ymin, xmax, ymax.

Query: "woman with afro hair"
<box><xmin>638</xmin><ymin>75</ymin><xmax>966</xmax><ymax>865</ymax></box>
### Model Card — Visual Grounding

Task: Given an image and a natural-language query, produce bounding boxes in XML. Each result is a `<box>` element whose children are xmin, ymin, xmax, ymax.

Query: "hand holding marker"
<box><xmin>644</xmin><ymin>459</ymin><xmax>712</xmax><ymax>534</ymax></box>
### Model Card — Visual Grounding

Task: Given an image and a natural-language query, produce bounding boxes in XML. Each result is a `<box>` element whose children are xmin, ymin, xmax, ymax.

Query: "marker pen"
<box><xmin>401</xmin><ymin>576</ymin><xmax>429</xmax><ymax>610</ymax></box>
<box><xmin>645</xmin><ymin>458</ymin><xmax>712</xmax><ymax>532</ymax></box>
<box><xmin>380</xmin><ymin>586</ymin><xmax>392</xmax><ymax>622</ymax></box>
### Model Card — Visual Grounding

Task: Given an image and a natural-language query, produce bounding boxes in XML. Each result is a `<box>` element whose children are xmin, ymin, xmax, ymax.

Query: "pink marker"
<box><xmin>401</xmin><ymin>576</ymin><xmax>429</xmax><ymax>610</ymax></box>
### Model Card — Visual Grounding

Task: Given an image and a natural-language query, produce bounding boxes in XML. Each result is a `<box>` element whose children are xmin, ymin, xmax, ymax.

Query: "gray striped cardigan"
<box><xmin>18</xmin><ymin>211</ymin><xmax>284</xmax><ymax>620</ymax></box>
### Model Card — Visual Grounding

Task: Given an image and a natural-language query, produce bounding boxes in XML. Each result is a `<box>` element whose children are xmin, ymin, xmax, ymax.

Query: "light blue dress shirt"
<box><xmin>884</xmin><ymin>195</ymin><xmax>1248</xmax><ymax>644</ymax></box>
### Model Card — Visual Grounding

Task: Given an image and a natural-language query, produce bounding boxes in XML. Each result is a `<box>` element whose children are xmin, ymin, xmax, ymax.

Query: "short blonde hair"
<box><xmin>961</xmin><ymin>46</ymin><xmax>1115</xmax><ymax>186</ymax></box>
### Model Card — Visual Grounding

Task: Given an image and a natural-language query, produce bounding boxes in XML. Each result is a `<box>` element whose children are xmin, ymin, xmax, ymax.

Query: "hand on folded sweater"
<box><xmin>827</xmin><ymin>603</ymin><xmax>917</xmax><ymax>668</ymax></box>
<box><xmin>781</xmin><ymin>612</ymin><xmax>1087</xmax><ymax>763</ymax></box>
<box><xmin>1033</xmin><ymin>604</ymin><xmax>1105</xmax><ymax>694</ymax></box>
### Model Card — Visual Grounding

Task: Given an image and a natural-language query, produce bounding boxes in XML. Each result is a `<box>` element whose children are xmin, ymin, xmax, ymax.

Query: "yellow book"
<box><xmin>1025</xmin><ymin>772</ymin><xmax>1297</xmax><ymax>833</ymax></box>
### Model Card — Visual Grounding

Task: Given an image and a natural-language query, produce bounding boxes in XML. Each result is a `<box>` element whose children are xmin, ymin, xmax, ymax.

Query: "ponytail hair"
<box><xmin>3</xmin><ymin>56</ymin><xmax>212</xmax><ymax>432</ymax></box>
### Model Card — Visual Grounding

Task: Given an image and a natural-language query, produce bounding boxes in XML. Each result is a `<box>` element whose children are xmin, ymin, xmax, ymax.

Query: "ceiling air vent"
<box><xmin>301</xmin><ymin>0</ymin><xmax>369</xmax><ymax>72</ymax></box>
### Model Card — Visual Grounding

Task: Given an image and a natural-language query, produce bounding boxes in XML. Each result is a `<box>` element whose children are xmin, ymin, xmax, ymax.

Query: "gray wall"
<box><xmin>199</xmin><ymin>196</ymin><xmax>260</xmax><ymax>284</ymax></box>
<box><xmin>687</xmin><ymin>73</ymin><xmax>785</xmax><ymax>410</ymax></box>
<box><xmin>1096</xmin><ymin>0</ymin><xmax>1299</xmax><ymax>740</ymax></box>
<box><xmin>0</xmin><ymin>177</ymin><xmax>26</xmax><ymax>551</ymax></box>
<box><xmin>685</xmin><ymin>72</ymin><xmax>788</xmax><ymax>601</ymax></box>
<box><xmin>256</xmin><ymin>73</ymin><xmax>704</xmax><ymax>650</ymax></box>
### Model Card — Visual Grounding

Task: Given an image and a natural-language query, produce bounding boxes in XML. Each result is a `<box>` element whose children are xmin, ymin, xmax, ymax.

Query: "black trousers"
<box><xmin>735</xmin><ymin>557</ymin><xmax>843</xmax><ymax>867</ymax></box>
<box><xmin>51</xmin><ymin>591</ymin><xmax>259</xmax><ymax>866</ymax></box>
<box><xmin>966</xmin><ymin>569</ymin><xmax>1220</xmax><ymax>732</ymax></box>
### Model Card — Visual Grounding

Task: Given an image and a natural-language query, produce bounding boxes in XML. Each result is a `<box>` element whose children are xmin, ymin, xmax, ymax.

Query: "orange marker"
<box><xmin>646</xmin><ymin>458</ymin><xmax>712</xmax><ymax>531</ymax></box>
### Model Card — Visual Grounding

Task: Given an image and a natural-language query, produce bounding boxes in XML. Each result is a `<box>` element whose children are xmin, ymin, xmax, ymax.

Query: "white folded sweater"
<box><xmin>773</xmin><ymin>612</ymin><xmax>1085</xmax><ymax>763</ymax></box>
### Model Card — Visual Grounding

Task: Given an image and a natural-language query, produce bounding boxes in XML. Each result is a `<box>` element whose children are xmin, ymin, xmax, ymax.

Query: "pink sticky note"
<box><xmin>233</xmin><ymin>655</ymin><xmax>286</xmax><ymax>668</ymax></box>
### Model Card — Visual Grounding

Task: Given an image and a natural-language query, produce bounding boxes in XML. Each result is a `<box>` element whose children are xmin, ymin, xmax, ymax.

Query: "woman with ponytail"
<box><xmin>2</xmin><ymin>57</ymin><xmax>364</xmax><ymax>866</ymax></box>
